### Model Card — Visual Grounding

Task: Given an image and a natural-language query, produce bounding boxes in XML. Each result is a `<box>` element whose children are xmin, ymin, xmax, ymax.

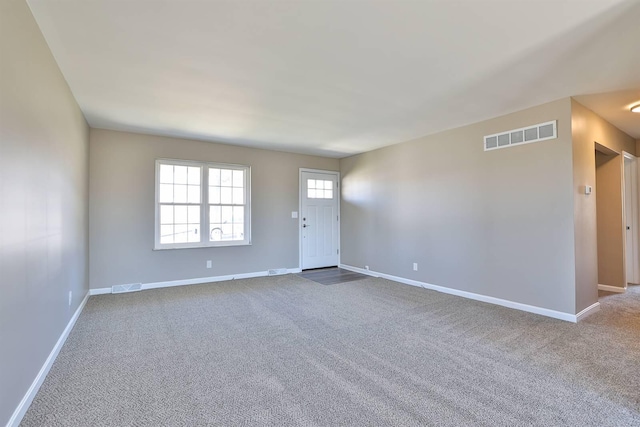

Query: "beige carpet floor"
<box><xmin>21</xmin><ymin>276</ymin><xmax>640</xmax><ymax>426</ymax></box>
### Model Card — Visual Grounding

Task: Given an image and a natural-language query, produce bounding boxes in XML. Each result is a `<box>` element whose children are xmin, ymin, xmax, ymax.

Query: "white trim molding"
<box><xmin>598</xmin><ymin>284</ymin><xmax>626</xmax><ymax>293</ymax></box>
<box><xmin>89</xmin><ymin>268</ymin><xmax>302</xmax><ymax>295</ymax></box>
<box><xmin>7</xmin><ymin>292</ymin><xmax>90</xmax><ymax>427</ymax></box>
<box><xmin>340</xmin><ymin>264</ymin><xmax>588</xmax><ymax>323</ymax></box>
<box><xmin>576</xmin><ymin>302</ymin><xmax>601</xmax><ymax>322</ymax></box>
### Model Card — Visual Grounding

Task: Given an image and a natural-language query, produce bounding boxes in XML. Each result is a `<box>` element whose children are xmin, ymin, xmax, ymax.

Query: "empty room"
<box><xmin>2</xmin><ymin>0</ymin><xmax>640</xmax><ymax>426</ymax></box>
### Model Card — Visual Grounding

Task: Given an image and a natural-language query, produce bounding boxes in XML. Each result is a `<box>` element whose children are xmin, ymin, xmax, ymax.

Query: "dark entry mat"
<box><xmin>298</xmin><ymin>267</ymin><xmax>368</xmax><ymax>285</ymax></box>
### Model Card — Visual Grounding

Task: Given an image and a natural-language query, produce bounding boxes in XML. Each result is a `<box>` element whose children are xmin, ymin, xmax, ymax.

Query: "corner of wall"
<box><xmin>570</xmin><ymin>98</ymin><xmax>636</xmax><ymax>313</ymax></box>
<box><xmin>570</xmin><ymin>99</ymin><xmax>598</xmax><ymax>314</ymax></box>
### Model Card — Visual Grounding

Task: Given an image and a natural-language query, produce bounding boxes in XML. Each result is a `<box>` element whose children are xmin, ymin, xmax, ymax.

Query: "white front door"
<box><xmin>300</xmin><ymin>170</ymin><xmax>339</xmax><ymax>270</ymax></box>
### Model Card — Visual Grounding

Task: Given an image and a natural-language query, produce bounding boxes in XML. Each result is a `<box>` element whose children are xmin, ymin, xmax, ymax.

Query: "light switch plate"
<box><xmin>292</xmin><ymin>211</ymin><xmax>298</xmax><ymax>218</ymax></box>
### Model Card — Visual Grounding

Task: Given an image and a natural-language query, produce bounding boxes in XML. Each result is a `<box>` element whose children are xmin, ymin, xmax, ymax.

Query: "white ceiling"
<box><xmin>27</xmin><ymin>0</ymin><xmax>640</xmax><ymax>157</ymax></box>
<box><xmin>574</xmin><ymin>89</ymin><xmax>640</xmax><ymax>140</ymax></box>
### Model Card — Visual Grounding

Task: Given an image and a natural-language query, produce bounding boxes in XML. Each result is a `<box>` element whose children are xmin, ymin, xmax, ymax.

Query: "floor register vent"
<box><xmin>112</xmin><ymin>283</ymin><xmax>143</xmax><ymax>294</ymax></box>
<box><xmin>484</xmin><ymin>120</ymin><xmax>556</xmax><ymax>151</ymax></box>
<box><xmin>268</xmin><ymin>268</ymin><xmax>288</xmax><ymax>276</ymax></box>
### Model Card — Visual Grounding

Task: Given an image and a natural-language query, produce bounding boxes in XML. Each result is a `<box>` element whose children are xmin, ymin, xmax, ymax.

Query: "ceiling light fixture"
<box><xmin>631</xmin><ymin>104</ymin><xmax>640</xmax><ymax>113</ymax></box>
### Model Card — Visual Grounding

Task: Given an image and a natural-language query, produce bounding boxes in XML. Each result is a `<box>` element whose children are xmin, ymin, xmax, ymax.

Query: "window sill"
<box><xmin>153</xmin><ymin>241</ymin><xmax>252</xmax><ymax>250</ymax></box>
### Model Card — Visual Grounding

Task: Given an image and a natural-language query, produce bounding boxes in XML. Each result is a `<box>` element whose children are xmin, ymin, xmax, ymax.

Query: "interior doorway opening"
<box><xmin>594</xmin><ymin>143</ymin><xmax>626</xmax><ymax>293</ymax></box>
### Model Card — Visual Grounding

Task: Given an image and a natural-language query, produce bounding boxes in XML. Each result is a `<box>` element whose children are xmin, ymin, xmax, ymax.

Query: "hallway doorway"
<box><xmin>594</xmin><ymin>143</ymin><xmax>626</xmax><ymax>293</ymax></box>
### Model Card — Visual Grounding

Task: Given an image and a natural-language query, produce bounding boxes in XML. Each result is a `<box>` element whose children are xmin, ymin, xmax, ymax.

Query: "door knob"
<box><xmin>303</xmin><ymin>224</ymin><xmax>311</xmax><ymax>228</ymax></box>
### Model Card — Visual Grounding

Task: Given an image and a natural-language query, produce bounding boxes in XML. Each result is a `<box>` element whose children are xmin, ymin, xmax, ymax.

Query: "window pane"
<box><xmin>160</xmin><ymin>225</ymin><xmax>174</xmax><ymax>244</ymax></box>
<box><xmin>188</xmin><ymin>167</ymin><xmax>200</xmax><ymax>185</ymax></box>
<box><xmin>308</xmin><ymin>179</ymin><xmax>315</xmax><ymax>189</ymax></box>
<box><xmin>233</xmin><ymin>170</ymin><xmax>244</xmax><ymax>187</ymax></box>
<box><xmin>159</xmin><ymin>165</ymin><xmax>173</xmax><ymax>184</ymax></box>
<box><xmin>233</xmin><ymin>206</ymin><xmax>244</xmax><ymax>223</ymax></box>
<box><xmin>221</xmin><ymin>224</ymin><xmax>233</xmax><ymax>240</ymax></box>
<box><xmin>187</xmin><ymin>185</ymin><xmax>200</xmax><ymax>203</ymax></box>
<box><xmin>324</xmin><ymin>180</ymin><xmax>332</xmax><ymax>189</ymax></box>
<box><xmin>221</xmin><ymin>169</ymin><xmax>232</xmax><ymax>186</ymax></box>
<box><xmin>209</xmin><ymin>168</ymin><xmax>221</xmax><ymax>186</ymax></box>
<box><xmin>188</xmin><ymin>205</ymin><xmax>200</xmax><ymax>223</ymax></box>
<box><xmin>209</xmin><ymin>187</ymin><xmax>220</xmax><ymax>204</ymax></box>
<box><xmin>159</xmin><ymin>184</ymin><xmax>173</xmax><ymax>203</ymax></box>
<box><xmin>160</xmin><ymin>205</ymin><xmax>173</xmax><ymax>224</ymax></box>
<box><xmin>233</xmin><ymin>224</ymin><xmax>244</xmax><ymax>240</ymax></box>
<box><xmin>210</xmin><ymin>225</ymin><xmax>222</xmax><ymax>241</ymax></box>
<box><xmin>221</xmin><ymin>206</ymin><xmax>233</xmax><ymax>224</ymax></box>
<box><xmin>174</xmin><ymin>185</ymin><xmax>187</xmax><ymax>203</ymax></box>
<box><xmin>220</xmin><ymin>187</ymin><xmax>232</xmax><ymax>204</ymax></box>
<box><xmin>210</xmin><ymin>206</ymin><xmax>221</xmax><ymax>224</ymax></box>
<box><xmin>325</xmin><ymin>189</ymin><xmax>333</xmax><ymax>199</ymax></box>
<box><xmin>174</xmin><ymin>224</ymin><xmax>188</xmax><ymax>243</ymax></box>
<box><xmin>174</xmin><ymin>205</ymin><xmax>187</xmax><ymax>224</ymax></box>
<box><xmin>232</xmin><ymin>188</ymin><xmax>244</xmax><ymax>205</ymax></box>
<box><xmin>308</xmin><ymin>189</ymin><xmax>316</xmax><ymax>199</ymax></box>
<box><xmin>174</xmin><ymin>166</ymin><xmax>187</xmax><ymax>184</ymax></box>
<box><xmin>187</xmin><ymin>224</ymin><xmax>200</xmax><ymax>243</ymax></box>
<box><xmin>158</xmin><ymin>162</ymin><xmax>250</xmax><ymax>247</ymax></box>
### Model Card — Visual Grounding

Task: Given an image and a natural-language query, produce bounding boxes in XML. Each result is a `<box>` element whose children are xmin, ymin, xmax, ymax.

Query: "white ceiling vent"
<box><xmin>484</xmin><ymin>120</ymin><xmax>557</xmax><ymax>151</ymax></box>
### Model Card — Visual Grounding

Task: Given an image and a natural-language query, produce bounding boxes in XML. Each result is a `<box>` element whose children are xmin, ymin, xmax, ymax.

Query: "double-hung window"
<box><xmin>155</xmin><ymin>159</ymin><xmax>251</xmax><ymax>249</ymax></box>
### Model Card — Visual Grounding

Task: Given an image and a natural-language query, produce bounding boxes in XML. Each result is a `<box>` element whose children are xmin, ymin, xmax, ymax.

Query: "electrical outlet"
<box><xmin>206</xmin><ymin>260</ymin><xmax>212</xmax><ymax>269</ymax></box>
<box><xmin>413</xmin><ymin>263</ymin><xmax>418</xmax><ymax>271</ymax></box>
<box><xmin>68</xmin><ymin>291</ymin><xmax>72</xmax><ymax>307</ymax></box>
<box><xmin>365</xmin><ymin>265</ymin><xmax>369</xmax><ymax>270</ymax></box>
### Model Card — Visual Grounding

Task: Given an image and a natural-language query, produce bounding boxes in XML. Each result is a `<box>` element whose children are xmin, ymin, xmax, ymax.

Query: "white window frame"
<box><xmin>155</xmin><ymin>159</ymin><xmax>251</xmax><ymax>250</ymax></box>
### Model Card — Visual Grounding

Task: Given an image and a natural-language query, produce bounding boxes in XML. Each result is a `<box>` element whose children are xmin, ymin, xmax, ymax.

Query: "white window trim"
<box><xmin>154</xmin><ymin>159</ymin><xmax>252</xmax><ymax>250</ymax></box>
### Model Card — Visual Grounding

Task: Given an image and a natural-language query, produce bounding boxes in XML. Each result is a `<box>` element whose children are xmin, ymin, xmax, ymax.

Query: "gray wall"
<box><xmin>340</xmin><ymin>98</ymin><xmax>577</xmax><ymax>314</ymax></box>
<box><xmin>89</xmin><ymin>129</ymin><xmax>338</xmax><ymax>289</ymax></box>
<box><xmin>0</xmin><ymin>0</ymin><xmax>90</xmax><ymax>424</ymax></box>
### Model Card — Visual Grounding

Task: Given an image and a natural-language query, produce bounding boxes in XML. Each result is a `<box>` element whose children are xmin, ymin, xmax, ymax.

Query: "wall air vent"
<box><xmin>112</xmin><ymin>283</ymin><xmax>142</xmax><ymax>294</ymax></box>
<box><xmin>268</xmin><ymin>268</ymin><xmax>288</xmax><ymax>276</ymax></box>
<box><xmin>484</xmin><ymin>120</ymin><xmax>556</xmax><ymax>151</ymax></box>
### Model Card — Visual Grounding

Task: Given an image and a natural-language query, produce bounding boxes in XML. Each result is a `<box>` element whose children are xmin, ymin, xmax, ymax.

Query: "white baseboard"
<box><xmin>340</xmin><ymin>264</ymin><xmax>582</xmax><ymax>323</ymax></box>
<box><xmin>598</xmin><ymin>284</ymin><xmax>626</xmax><ymax>293</ymax></box>
<box><xmin>7</xmin><ymin>291</ymin><xmax>90</xmax><ymax>427</ymax></box>
<box><xmin>89</xmin><ymin>268</ymin><xmax>302</xmax><ymax>296</ymax></box>
<box><xmin>339</xmin><ymin>264</ymin><xmax>380</xmax><ymax>278</ymax></box>
<box><xmin>576</xmin><ymin>302</ymin><xmax>601</xmax><ymax>321</ymax></box>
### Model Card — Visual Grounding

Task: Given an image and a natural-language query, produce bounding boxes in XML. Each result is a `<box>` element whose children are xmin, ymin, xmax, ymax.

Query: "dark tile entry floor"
<box><xmin>298</xmin><ymin>267</ymin><xmax>368</xmax><ymax>285</ymax></box>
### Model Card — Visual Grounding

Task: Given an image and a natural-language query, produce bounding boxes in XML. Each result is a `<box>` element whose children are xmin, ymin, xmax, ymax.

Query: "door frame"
<box><xmin>299</xmin><ymin>168</ymin><xmax>341</xmax><ymax>270</ymax></box>
<box><xmin>622</xmin><ymin>151</ymin><xmax>639</xmax><ymax>284</ymax></box>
